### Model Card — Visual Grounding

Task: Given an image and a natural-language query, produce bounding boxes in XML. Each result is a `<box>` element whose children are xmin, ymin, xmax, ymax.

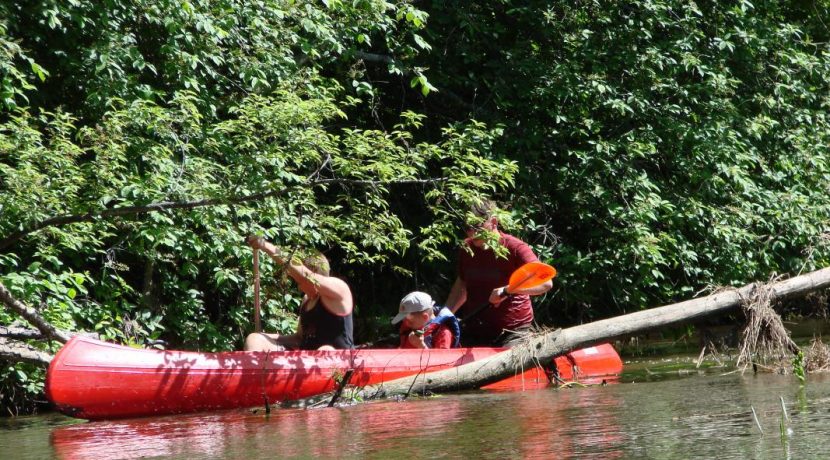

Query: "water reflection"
<box><xmin>37</xmin><ymin>372</ymin><xmax>830</xmax><ymax>459</ymax></box>
<box><xmin>51</xmin><ymin>413</ymin><xmax>239</xmax><ymax>459</ymax></box>
<box><xmin>49</xmin><ymin>388</ymin><xmax>625</xmax><ymax>459</ymax></box>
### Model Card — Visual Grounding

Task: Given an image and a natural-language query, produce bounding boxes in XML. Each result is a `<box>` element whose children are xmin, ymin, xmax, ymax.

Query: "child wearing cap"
<box><xmin>392</xmin><ymin>291</ymin><xmax>460</xmax><ymax>349</ymax></box>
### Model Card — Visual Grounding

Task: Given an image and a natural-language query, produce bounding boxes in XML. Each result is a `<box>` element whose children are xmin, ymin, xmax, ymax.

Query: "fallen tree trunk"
<box><xmin>338</xmin><ymin>267</ymin><xmax>830</xmax><ymax>401</ymax></box>
<box><xmin>0</xmin><ymin>325</ymin><xmax>99</xmax><ymax>342</ymax></box>
<box><xmin>0</xmin><ymin>339</ymin><xmax>53</xmax><ymax>366</ymax></box>
<box><xmin>0</xmin><ymin>282</ymin><xmax>96</xmax><ymax>368</ymax></box>
<box><xmin>0</xmin><ymin>326</ymin><xmax>47</xmax><ymax>340</ymax></box>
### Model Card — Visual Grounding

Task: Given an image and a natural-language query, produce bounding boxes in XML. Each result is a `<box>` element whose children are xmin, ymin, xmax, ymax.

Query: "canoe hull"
<box><xmin>46</xmin><ymin>336</ymin><xmax>622</xmax><ymax>420</ymax></box>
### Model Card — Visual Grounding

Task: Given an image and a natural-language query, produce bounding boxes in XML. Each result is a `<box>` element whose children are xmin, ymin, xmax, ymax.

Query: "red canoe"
<box><xmin>45</xmin><ymin>336</ymin><xmax>623</xmax><ymax>420</ymax></box>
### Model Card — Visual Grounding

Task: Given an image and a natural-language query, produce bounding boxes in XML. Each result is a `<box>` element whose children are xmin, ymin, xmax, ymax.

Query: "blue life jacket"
<box><xmin>423</xmin><ymin>306</ymin><xmax>461</xmax><ymax>348</ymax></box>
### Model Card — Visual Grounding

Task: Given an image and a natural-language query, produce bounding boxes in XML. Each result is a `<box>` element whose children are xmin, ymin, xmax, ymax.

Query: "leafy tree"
<box><xmin>5</xmin><ymin>0</ymin><xmax>830</xmax><ymax>415</ymax></box>
<box><xmin>0</xmin><ymin>1</ymin><xmax>510</xmax><ymax>412</ymax></box>
<box><xmin>1</xmin><ymin>0</ymin><xmax>435</xmax><ymax>116</ymax></box>
<box><xmin>414</xmin><ymin>0</ymin><xmax>830</xmax><ymax>321</ymax></box>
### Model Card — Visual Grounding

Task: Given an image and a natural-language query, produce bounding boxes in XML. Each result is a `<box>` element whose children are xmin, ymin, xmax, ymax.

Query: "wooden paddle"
<box><xmin>253</xmin><ymin>248</ymin><xmax>261</xmax><ymax>333</ymax></box>
<box><xmin>460</xmin><ymin>261</ymin><xmax>557</xmax><ymax>324</ymax></box>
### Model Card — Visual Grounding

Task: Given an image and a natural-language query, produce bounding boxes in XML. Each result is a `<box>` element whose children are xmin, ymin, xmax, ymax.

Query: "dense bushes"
<box><xmin>415</xmin><ymin>0</ymin><xmax>830</xmax><ymax>320</ymax></box>
<box><xmin>2</xmin><ymin>0</ymin><xmax>830</xmax><ymax>412</ymax></box>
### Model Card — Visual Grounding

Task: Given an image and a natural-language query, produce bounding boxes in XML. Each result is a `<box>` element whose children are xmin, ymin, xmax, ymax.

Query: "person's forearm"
<box><xmin>445</xmin><ymin>277</ymin><xmax>467</xmax><ymax>313</ymax></box>
<box><xmin>251</xmin><ymin>237</ymin><xmax>351</xmax><ymax>313</ymax></box>
<box><xmin>259</xmin><ymin>241</ymin><xmax>287</xmax><ymax>263</ymax></box>
<box><xmin>261</xmin><ymin>243</ymin><xmax>316</xmax><ymax>284</ymax></box>
<box><xmin>509</xmin><ymin>280</ymin><xmax>553</xmax><ymax>296</ymax></box>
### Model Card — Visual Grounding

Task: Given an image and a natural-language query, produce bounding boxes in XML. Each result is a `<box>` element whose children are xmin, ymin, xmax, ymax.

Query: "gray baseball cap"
<box><xmin>391</xmin><ymin>291</ymin><xmax>435</xmax><ymax>324</ymax></box>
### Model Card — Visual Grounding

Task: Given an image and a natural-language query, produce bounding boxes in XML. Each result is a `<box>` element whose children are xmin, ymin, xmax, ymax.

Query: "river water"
<box><xmin>3</xmin><ymin>357</ymin><xmax>830</xmax><ymax>459</ymax></box>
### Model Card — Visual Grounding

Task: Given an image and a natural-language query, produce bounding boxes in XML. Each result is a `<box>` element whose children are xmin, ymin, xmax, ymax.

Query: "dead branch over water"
<box><xmin>0</xmin><ymin>282</ymin><xmax>72</xmax><ymax>344</ymax></box>
<box><xmin>320</xmin><ymin>267</ymin><xmax>830</xmax><ymax>402</ymax></box>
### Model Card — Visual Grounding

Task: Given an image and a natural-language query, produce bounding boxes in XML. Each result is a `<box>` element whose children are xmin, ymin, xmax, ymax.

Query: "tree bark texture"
<box><xmin>0</xmin><ymin>339</ymin><xmax>53</xmax><ymax>366</ymax></box>
<box><xmin>0</xmin><ymin>326</ymin><xmax>48</xmax><ymax>340</ymax></box>
<box><xmin>352</xmin><ymin>267</ymin><xmax>830</xmax><ymax>400</ymax></box>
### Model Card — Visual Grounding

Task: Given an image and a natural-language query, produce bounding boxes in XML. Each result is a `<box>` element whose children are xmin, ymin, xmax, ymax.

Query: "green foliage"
<box><xmin>0</xmin><ymin>364</ymin><xmax>46</xmax><ymax>416</ymax></box>
<box><xmin>4</xmin><ymin>0</ymin><xmax>830</xmax><ymax>415</ymax></box>
<box><xmin>1</xmin><ymin>82</ymin><xmax>510</xmax><ymax>349</ymax></box>
<box><xmin>0</xmin><ymin>1</ymin><xmax>513</xmax><ymax>415</ymax></box>
<box><xmin>793</xmin><ymin>350</ymin><xmax>805</xmax><ymax>385</ymax></box>
<box><xmin>1</xmin><ymin>0</ymin><xmax>432</xmax><ymax>118</ymax></box>
<box><xmin>419</xmin><ymin>122</ymin><xmax>516</xmax><ymax>261</ymax></box>
<box><xmin>0</xmin><ymin>21</ymin><xmax>43</xmax><ymax>110</ymax></box>
<box><xmin>419</xmin><ymin>0</ymin><xmax>830</xmax><ymax>318</ymax></box>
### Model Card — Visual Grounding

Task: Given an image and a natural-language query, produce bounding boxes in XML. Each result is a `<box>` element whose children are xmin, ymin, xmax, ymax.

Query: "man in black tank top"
<box><xmin>243</xmin><ymin>236</ymin><xmax>354</xmax><ymax>351</ymax></box>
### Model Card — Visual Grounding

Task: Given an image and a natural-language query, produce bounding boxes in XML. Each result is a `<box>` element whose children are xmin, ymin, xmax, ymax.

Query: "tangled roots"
<box><xmin>804</xmin><ymin>337</ymin><xmax>830</xmax><ymax>372</ymax></box>
<box><xmin>736</xmin><ymin>279</ymin><xmax>799</xmax><ymax>370</ymax></box>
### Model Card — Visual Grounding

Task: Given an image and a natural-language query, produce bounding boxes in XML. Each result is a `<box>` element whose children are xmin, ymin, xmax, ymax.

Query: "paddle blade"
<box><xmin>506</xmin><ymin>262</ymin><xmax>557</xmax><ymax>293</ymax></box>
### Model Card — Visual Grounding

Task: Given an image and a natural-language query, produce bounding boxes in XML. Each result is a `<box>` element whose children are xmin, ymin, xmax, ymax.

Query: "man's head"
<box><xmin>464</xmin><ymin>199</ymin><xmax>499</xmax><ymax>247</ymax></box>
<box><xmin>392</xmin><ymin>291</ymin><xmax>435</xmax><ymax>328</ymax></box>
<box><xmin>302</xmin><ymin>251</ymin><xmax>330</xmax><ymax>277</ymax></box>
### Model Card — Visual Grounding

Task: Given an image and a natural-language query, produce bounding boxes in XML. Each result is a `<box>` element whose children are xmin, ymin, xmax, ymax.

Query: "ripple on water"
<box><xmin>5</xmin><ymin>370</ymin><xmax>830</xmax><ymax>459</ymax></box>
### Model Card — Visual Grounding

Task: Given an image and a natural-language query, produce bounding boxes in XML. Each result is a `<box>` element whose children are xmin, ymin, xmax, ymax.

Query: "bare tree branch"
<box><xmin>0</xmin><ymin>283</ymin><xmax>72</xmax><ymax>343</ymax></box>
<box><xmin>0</xmin><ymin>189</ymin><xmax>285</xmax><ymax>251</ymax></box>
<box><xmin>0</xmin><ymin>326</ymin><xmax>47</xmax><ymax>340</ymax></box>
<box><xmin>313</xmin><ymin>177</ymin><xmax>447</xmax><ymax>186</ymax></box>
<box><xmin>0</xmin><ymin>176</ymin><xmax>448</xmax><ymax>251</ymax></box>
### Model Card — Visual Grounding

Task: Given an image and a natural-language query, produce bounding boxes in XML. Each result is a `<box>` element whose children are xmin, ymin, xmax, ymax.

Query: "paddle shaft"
<box><xmin>459</xmin><ymin>295</ymin><xmax>511</xmax><ymax>325</ymax></box>
<box><xmin>253</xmin><ymin>248</ymin><xmax>261</xmax><ymax>333</ymax></box>
<box><xmin>460</xmin><ymin>277</ymin><xmax>544</xmax><ymax>325</ymax></box>
<box><xmin>458</xmin><ymin>271</ymin><xmax>534</xmax><ymax>323</ymax></box>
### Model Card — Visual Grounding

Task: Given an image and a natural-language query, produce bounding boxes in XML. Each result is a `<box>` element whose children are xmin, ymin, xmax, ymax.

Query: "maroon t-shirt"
<box><xmin>457</xmin><ymin>232</ymin><xmax>539</xmax><ymax>342</ymax></box>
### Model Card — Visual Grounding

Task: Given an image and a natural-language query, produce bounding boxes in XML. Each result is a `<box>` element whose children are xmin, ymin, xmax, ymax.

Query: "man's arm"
<box><xmin>288</xmin><ymin>264</ymin><xmax>353</xmax><ymax>315</ymax></box>
<box><xmin>489</xmin><ymin>237</ymin><xmax>554</xmax><ymax>303</ymax></box>
<box><xmin>249</xmin><ymin>237</ymin><xmax>353</xmax><ymax>315</ymax></box>
<box><xmin>445</xmin><ymin>276</ymin><xmax>467</xmax><ymax>314</ymax></box>
<box><xmin>512</xmin><ymin>279</ymin><xmax>553</xmax><ymax>296</ymax></box>
<box><xmin>312</xmin><ymin>276</ymin><xmax>353</xmax><ymax>316</ymax></box>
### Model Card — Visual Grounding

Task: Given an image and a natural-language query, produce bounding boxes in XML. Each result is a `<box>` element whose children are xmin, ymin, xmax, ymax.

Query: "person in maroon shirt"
<box><xmin>445</xmin><ymin>200</ymin><xmax>553</xmax><ymax>346</ymax></box>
